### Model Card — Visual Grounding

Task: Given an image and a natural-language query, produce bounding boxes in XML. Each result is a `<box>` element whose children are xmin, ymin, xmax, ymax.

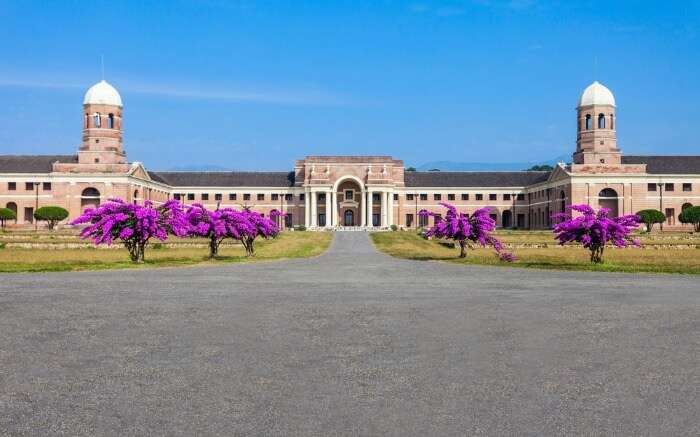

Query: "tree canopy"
<box><xmin>636</xmin><ymin>209</ymin><xmax>666</xmax><ymax>232</ymax></box>
<box><xmin>525</xmin><ymin>164</ymin><xmax>554</xmax><ymax>171</ymax></box>
<box><xmin>34</xmin><ymin>206</ymin><xmax>69</xmax><ymax>230</ymax></box>
<box><xmin>679</xmin><ymin>206</ymin><xmax>700</xmax><ymax>232</ymax></box>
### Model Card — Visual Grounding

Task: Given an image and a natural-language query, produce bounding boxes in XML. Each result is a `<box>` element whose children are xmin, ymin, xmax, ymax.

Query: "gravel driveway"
<box><xmin>1</xmin><ymin>232</ymin><xmax>698</xmax><ymax>436</ymax></box>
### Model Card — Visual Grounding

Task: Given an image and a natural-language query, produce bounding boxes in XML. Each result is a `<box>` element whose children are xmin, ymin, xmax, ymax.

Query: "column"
<box><xmin>367</xmin><ymin>191</ymin><xmax>374</xmax><ymax>227</ymax></box>
<box><xmin>331</xmin><ymin>191</ymin><xmax>337</xmax><ymax>226</ymax></box>
<box><xmin>381</xmin><ymin>191</ymin><xmax>388</xmax><ymax>227</ymax></box>
<box><xmin>304</xmin><ymin>188</ymin><xmax>310</xmax><ymax>227</ymax></box>
<box><xmin>325</xmin><ymin>189</ymin><xmax>332</xmax><ymax>227</ymax></box>
<box><xmin>310</xmin><ymin>191</ymin><xmax>317</xmax><ymax>227</ymax></box>
<box><xmin>387</xmin><ymin>191</ymin><xmax>394</xmax><ymax>227</ymax></box>
<box><xmin>360</xmin><ymin>190</ymin><xmax>366</xmax><ymax>227</ymax></box>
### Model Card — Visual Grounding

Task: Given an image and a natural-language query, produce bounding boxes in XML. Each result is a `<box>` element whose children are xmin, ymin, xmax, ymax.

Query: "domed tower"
<box><xmin>79</xmin><ymin>80</ymin><xmax>126</xmax><ymax>165</ymax></box>
<box><xmin>572</xmin><ymin>81</ymin><xmax>620</xmax><ymax>166</ymax></box>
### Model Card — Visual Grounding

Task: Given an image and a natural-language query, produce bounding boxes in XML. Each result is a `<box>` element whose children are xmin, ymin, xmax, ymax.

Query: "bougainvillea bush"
<box><xmin>238</xmin><ymin>208</ymin><xmax>281</xmax><ymax>256</ymax></box>
<box><xmin>419</xmin><ymin>203</ymin><xmax>515</xmax><ymax>262</ymax></box>
<box><xmin>552</xmin><ymin>204</ymin><xmax>640</xmax><ymax>263</ymax></box>
<box><xmin>71</xmin><ymin>198</ymin><xmax>189</xmax><ymax>263</ymax></box>
<box><xmin>185</xmin><ymin>204</ymin><xmax>254</xmax><ymax>258</ymax></box>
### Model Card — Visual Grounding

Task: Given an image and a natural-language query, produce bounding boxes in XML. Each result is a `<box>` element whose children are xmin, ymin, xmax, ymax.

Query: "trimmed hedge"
<box><xmin>34</xmin><ymin>206</ymin><xmax>69</xmax><ymax>230</ymax></box>
<box><xmin>0</xmin><ymin>207</ymin><xmax>16</xmax><ymax>228</ymax></box>
<box><xmin>636</xmin><ymin>209</ymin><xmax>665</xmax><ymax>232</ymax></box>
<box><xmin>679</xmin><ymin>206</ymin><xmax>700</xmax><ymax>232</ymax></box>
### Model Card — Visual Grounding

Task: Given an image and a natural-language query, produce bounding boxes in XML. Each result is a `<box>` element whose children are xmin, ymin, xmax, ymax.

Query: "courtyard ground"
<box><xmin>1</xmin><ymin>232</ymin><xmax>699</xmax><ymax>436</ymax></box>
<box><xmin>372</xmin><ymin>231</ymin><xmax>700</xmax><ymax>274</ymax></box>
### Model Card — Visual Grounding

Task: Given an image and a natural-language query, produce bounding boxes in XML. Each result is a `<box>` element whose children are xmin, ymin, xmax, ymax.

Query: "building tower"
<box><xmin>572</xmin><ymin>81</ymin><xmax>620</xmax><ymax>166</ymax></box>
<box><xmin>79</xmin><ymin>80</ymin><xmax>125</xmax><ymax>165</ymax></box>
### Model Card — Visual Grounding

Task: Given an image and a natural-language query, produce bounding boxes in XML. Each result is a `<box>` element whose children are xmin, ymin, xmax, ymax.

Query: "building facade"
<box><xmin>1</xmin><ymin>80</ymin><xmax>699</xmax><ymax>230</ymax></box>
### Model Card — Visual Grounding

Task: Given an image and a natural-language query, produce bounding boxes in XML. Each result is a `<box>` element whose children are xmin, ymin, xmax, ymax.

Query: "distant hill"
<box><xmin>415</xmin><ymin>155</ymin><xmax>568</xmax><ymax>172</ymax></box>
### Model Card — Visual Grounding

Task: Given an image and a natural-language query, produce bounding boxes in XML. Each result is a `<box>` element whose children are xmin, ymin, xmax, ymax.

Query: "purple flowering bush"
<box><xmin>552</xmin><ymin>204</ymin><xmax>641</xmax><ymax>263</ymax></box>
<box><xmin>238</xmin><ymin>208</ymin><xmax>281</xmax><ymax>256</ymax></box>
<box><xmin>419</xmin><ymin>202</ymin><xmax>515</xmax><ymax>261</ymax></box>
<box><xmin>71</xmin><ymin>198</ymin><xmax>188</xmax><ymax>263</ymax></box>
<box><xmin>185</xmin><ymin>204</ymin><xmax>255</xmax><ymax>258</ymax></box>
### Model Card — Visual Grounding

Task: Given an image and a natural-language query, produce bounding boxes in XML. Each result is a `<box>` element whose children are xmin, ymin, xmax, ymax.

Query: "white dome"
<box><xmin>578</xmin><ymin>81</ymin><xmax>615</xmax><ymax>107</ymax></box>
<box><xmin>83</xmin><ymin>80</ymin><xmax>122</xmax><ymax>107</ymax></box>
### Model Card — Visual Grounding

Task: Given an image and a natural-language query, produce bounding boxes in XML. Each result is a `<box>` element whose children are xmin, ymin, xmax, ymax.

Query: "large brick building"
<box><xmin>1</xmin><ymin>80</ymin><xmax>699</xmax><ymax>230</ymax></box>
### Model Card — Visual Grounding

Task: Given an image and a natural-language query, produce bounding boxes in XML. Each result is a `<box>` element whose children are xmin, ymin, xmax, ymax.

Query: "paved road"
<box><xmin>1</xmin><ymin>233</ymin><xmax>699</xmax><ymax>436</ymax></box>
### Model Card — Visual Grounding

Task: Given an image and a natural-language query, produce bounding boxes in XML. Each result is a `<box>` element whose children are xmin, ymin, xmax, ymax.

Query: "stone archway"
<box><xmin>598</xmin><ymin>188</ymin><xmax>618</xmax><ymax>217</ymax></box>
<box><xmin>334</xmin><ymin>177</ymin><xmax>364</xmax><ymax>227</ymax></box>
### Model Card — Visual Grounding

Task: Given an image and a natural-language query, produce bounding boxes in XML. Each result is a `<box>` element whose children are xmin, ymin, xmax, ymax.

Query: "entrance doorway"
<box><xmin>344</xmin><ymin>210</ymin><xmax>354</xmax><ymax>226</ymax></box>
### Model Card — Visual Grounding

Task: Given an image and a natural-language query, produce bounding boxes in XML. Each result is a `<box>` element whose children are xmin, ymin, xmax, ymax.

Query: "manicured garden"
<box><xmin>372</xmin><ymin>203</ymin><xmax>700</xmax><ymax>275</ymax></box>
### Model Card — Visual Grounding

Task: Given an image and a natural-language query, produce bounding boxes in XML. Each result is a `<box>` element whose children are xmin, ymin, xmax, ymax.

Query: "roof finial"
<box><xmin>100</xmin><ymin>54</ymin><xmax>105</xmax><ymax>81</ymax></box>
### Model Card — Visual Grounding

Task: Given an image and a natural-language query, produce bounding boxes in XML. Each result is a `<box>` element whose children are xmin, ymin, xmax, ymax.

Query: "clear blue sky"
<box><xmin>0</xmin><ymin>1</ymin><xmax>698</xmax><ymax>170</ymax></box>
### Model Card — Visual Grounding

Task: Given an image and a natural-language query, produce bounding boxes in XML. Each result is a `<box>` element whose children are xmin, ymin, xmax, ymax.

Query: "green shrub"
<box><xmin>0</xmin><ymin>208</ymin><xmax>16</xmax><ymax>229</ymax></box>
<box><xmin>636</xmin><ymin>209</ymin><xmax>665</xmax><ymax>232</ymax></box>
<box><xmin>295</xmin><ymin>225</ymin><xmax>307</xmax><ymax>231</ymax></box>
<box><xmin>152</xmin><ymin>243</ymin><xmax>164</xmax><ymax>250</ymax></box>
<box><xmin>34</xmin><ymin>206</ymin><xmax>69</xmax><ymax>230</ymax></box>
<box><xmin>679</xmin><ymin>206</ymin><xmax>700</xmax><ymax>232</ymax></box>
<box><xmin>0</xmin><ymin>242</ymin><xmax>6</xmax><ymax>249</ymax></box>
<box><xmin>390</xmin><ymin>224</ymin><xmax>398</xmax><ymax>231</ymax></box>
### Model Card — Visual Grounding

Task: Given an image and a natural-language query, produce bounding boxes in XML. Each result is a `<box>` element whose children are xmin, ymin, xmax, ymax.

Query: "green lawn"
<box><xmin>371</xmin><ymin>232</ymin><xmax>700</xmax><ymax>275</ymax></box>
<box><xmin>0</xmin><ymin>232</ymin><xmax>332</xmax><ymax>273</ymax></box>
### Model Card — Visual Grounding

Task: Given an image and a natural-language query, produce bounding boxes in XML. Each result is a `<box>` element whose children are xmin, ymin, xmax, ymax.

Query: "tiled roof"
<box><xmin>149</xmin><ymin>171</ymin><xmax>296</xmax><ymax>187</ymax></box>
<box><xmin>0</xmin><ymin>155</ymin><xmax>77</xmax><ymax>173</ymax></box>
<box><xmin>622</xmin><ymin>156</ymin><xmax>700</xmax><ymax>174</ymax></box>
<box><xmin>404</xmin><ymin>171</ymin><xmax>551</xmax><ymax>187</ymax></box>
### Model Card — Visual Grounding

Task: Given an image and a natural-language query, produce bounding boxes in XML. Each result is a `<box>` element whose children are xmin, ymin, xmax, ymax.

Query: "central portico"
<box><xmin>296</xmin><ymin>156</ymin><xmax>404</xmax><ymax>228</ymax></box>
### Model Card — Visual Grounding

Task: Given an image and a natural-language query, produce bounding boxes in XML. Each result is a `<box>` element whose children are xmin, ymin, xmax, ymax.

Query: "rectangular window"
<box><xmin>201</xmin><ymin>193</ymin><xmax>209</xmax><ymax>201</ymax></box>
<box><xmin>516</xmin><ymin>194</ymin><xmax>525</xmax><ymax>201</ymax></box>
<box><xmin>503</xmin><ymin>194</ymin><xmax>511</xmax><ymax>201</ymax></box>
<box><xmin>683</xmin><ymin>183</ymin><xmax>692</xmax><ymax>192</ymax></box>
<box><xmin>647</xmin><ymin>183</ymin><xmax>657</xmax><ymax>192</ymax></box>
<box><xmin>372</xmin><ymin>213</ymin><xmax>381</xmax><ymax>226</ymax></box>
<box><xmin>243</xmin><ymin>193</ymin><xmax>251</xmax><ymax>201</ymax></box>
<box><xmin>433</xmin><ymin>194</ymin><xmax>441</xmax><ymax>201</ymax></box>
<box><xmin>25</xmin><ymin>182</ymin><xmax>34</xmax><ymax>191</ymax></box>
<box><xmin>372</xmin><ymin>193</ymin><xmax>381</xmax><ymax>202</ymax></box>
<box><xmin>187</xmin><ymin>193</ymin><xmax>195</xmax><ymax>201</ymax></box>
<box><xmin>43</xmin><ymin>182</ymin><xmax>52</xmax><ymax>191</ymax></box>
<box><xmin>475</xmin><ymin>194</ymin><xmax>483</xmax><ymax>201</ymax></box>
<box><xmin>448</xmin><ymin>193</ymin><xmax>455</xmax><ymax>201</ymax></box>
<box><xmin>419</xmin><ymin>193</ymin><xmax>428</xmax><ymax>201</ymax></box>
<box><xmin>318</xmin><ymin>213</ymin><xmax>326</xmax><ymax>227</ymax></box>
<box><xmin>418</xmin><ymin>214</ymin><xmax>428</xmax><ymax>227</ymax></box>
<box><xmin>229</xmin><ymin>193</ymin><xmax>237</xmax><ymax>201</ymax></box>
<box><xmin>8</xmin><ymin>182</ymin><xmax>16</xmax><ymax>191</ymax></box>
<box><xmin>489</xmin><ymin>194</ymin><xmax>497</xmax><ymax>201</ymax></box>
<box><xmin>284</xmin><ymin>214</ymin><xmax>293</xmax><ymax>228</ymax></box>
<box><xmin>257</xmin><ymin>194</ymin><xmax>265</xmax><ymax>201</ymax></box>
<box><xmin>173</xmin><ymin>193</ymin><xmax>181</xmax><ymax>200</ymax></box>
<box><xmin>319</xmin><ymin>193</ymin><xmax>327</xmax><ymax>201</ymax></box>
<box><xmin>461</xmin><ymin>193</ymin><xmax>469</xmax><ymax>201</ymax></box>
<box><xmin>271</xmin><ymin>193</ymin><xmax>279</xmax><ymax>201</ymax></box>
<box><xmin>406</xmin><ymin>214</ymin><xmax>414</xmax><ymax>227</ymax></box>
<box><xmin>393</xmin><ymin>193</ymin><xmax>398</xmax><ymax>201</ymax></box>
<box><xmin>490</xmin><ymin>213</ymin><xmax>498</xmax><ymax>223</ymax></box>
<box><xmin>345</xmin><ymin>190</ymin><xmax>353</xmax><ymax>200</ymax></box>
<box><xmin>285</xmin><ymin>194</ymin><xmax>293</xmax><ymax>201</ymax></box>
<box><xmin>299</xmin><ymin>193</ymin><xmax>305</xmax><ymax>201</ymax></box>
<box><xmin>24</xmin><ymin>207</ymin><xmax>34</xmax><ymax>223</ymax></box>
<box><xmin>517</xmin><ymin>214</ymin><xmax>525</xmax><ymax>228</ymax></box>
<box><xmin>406</xmin><ymin>194</ymin><xmax>414</xmax><ymax>201</ymax></box>
<box><xmin>665</xmin><ymin>183</ymin><xmax>674</xmax><ymax>192</ymax></box>
<box><xmin>215</xmin><ymin>193</ymin><xmax>222</xmax><ymax>201</ymax></box>
<box><xmin>433</xmin><ymin>214</ymin><xmax>442</xmax><ymax>225</ymax></box>
<box><xmin>665</xmin><ymin>208</ymin><xmax>675</xmax><ymax>225</ymax></box>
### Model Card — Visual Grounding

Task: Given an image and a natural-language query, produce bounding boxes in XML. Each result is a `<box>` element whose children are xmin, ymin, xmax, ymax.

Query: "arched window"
<box><xmin>585</xmin><ymin>114</ymin><xmax>592</xmax><ymax>130</ymax></box>
<box><xmin>599</xmin><ymin>188</ymin><xmax>617</xmax><ymax>198</ymax></box>
<box><xmin>81</xmin><ymin>187</ymin><xmax>101</xmax><ymax>210</ymax></box>
<box><xmin>598</xmin><ymin>113</ymin><xmax>605</xmax><ymax>129</ymax></box>
<box><xmin>93</xmin><ymin>113</ymin><xmax>101</xmax><ymax>128</ymax></box>
<box><xmin>610</xmin><ymin>113</ymin><xmax>614</xmax><ymax>130</ymax></box>
<box><xmin>108</xmin><ymin>113</ymin><xmax>115</xmax><ymax>129</ymax></box>
<box><xmin>6</xmin><ymin>202</ymin><xmax>17</xmax><ymax>222</ymax></box>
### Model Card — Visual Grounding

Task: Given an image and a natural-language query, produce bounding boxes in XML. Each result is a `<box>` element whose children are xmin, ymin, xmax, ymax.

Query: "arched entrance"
<box><xmin>335</xmin><ymin>177</ymin><xmax>363</xmax><ymax>227</ymax></box>
<box><xmin>344</xmin><ymin>210</ymin><xmax>354</xmax><ymax>226</ymax></box>
<box><xmin>598</xmin><ymin>188</ymin><xmax>618</xmax><ymax>217</ymax></box>
<box><xmin>81</xmin><ymin>187</ymin><xmax>101</xmax><ymax>210</ymax></box>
